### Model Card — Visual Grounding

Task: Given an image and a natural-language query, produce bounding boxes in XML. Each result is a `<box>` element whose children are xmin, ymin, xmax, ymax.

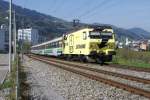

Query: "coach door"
<box><xmin>69</xmin><ymin>35</ymin><xmax>74</xmax><ymax>53</ymax></box>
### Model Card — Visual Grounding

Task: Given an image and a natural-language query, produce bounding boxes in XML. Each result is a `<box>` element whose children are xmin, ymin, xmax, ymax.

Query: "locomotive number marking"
<box><xmin>76</xmin><ymin>44</ymin><xmax>85</xmax><ymax>49</ymax></box>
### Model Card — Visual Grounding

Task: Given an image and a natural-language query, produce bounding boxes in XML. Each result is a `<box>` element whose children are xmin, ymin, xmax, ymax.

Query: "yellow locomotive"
<box><xmin>62</xmin><ymin>25</ymin><xmax>116</xmax><ymax>63</ymax></box>
<box><xmin>31</xmin><ymin>25</ymin><xmax>116</xmax><ymax>64</ymax></box>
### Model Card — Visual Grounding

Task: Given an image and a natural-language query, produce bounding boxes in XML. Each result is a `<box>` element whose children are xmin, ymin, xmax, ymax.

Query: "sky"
<box><xmin>6</xmin><ymin>0</ymin><xmax>150</xmax><ymax>31</ymax></box>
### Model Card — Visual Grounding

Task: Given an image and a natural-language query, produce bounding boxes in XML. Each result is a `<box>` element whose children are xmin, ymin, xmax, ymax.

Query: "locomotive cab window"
<box><xmin>89</xmin><ymin>31</ymin><xmax>101</xmax><ymax>39</ymax></box>
<box><xmin>63</xmin><ymin>35</ymin><xmax>67</xmax><ymax>40</ymax></box>
<box><xmin>89</xmin><ymin>31</ymin><xmax>113</xmax><ymax>39</ymax></box>
<box><xmin>83</xmin><ymin>31</ymin><xmax>87</xmax><ymax>40</ymax></box>
<box><xmin>100</xmin><ymin>32</ymin><xmax>113</xmax><ymax>39</ymax></box>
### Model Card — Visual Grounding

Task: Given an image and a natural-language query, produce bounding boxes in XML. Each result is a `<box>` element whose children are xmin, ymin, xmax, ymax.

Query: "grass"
<box><xmin>7</xmin><ymin>58</ymin><xmax>18</xmax><ymax>100</ymax></box>
<box><xmin>112</xmin><ymin>48</ymin><xmax>150</xmax><ymax>68</ymax></box>
<box><xmin>0</xmin><ymin>79</ymin><xmax>13</xmax><ymax>89</ymax></box>
<box><xmin>19</xmin><ymin>64</ymin><xmax>30</xmax><ymax>99</ymax></box>
<box><xmin>0</xmin><ymin>56</ymin><xmax>19</xmax><ymax>100</ymax></box>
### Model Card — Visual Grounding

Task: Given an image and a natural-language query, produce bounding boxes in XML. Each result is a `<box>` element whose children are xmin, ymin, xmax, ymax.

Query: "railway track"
<box><xmin>29</xmin><ymin>54</ymin><xmax>150</xmax><ymax>84</ymax></box>
<box><xmin>108</xmin><ymin>64</ymin><xmax>150</xmax><ymax>73</ymax></box>
<box><xmin>28</xmin><ymin>54</ymin><xmax>150</xmax><ymax>98</ymax></box>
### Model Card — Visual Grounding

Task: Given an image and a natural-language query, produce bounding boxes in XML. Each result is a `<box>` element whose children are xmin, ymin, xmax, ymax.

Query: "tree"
<box><xmin>18</xmin><ymin>40</ymin><xmax>31</xmax><ymax>54</ymax></box>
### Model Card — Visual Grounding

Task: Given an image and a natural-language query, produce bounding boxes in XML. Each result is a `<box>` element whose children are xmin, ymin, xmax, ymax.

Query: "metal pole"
<box><xmin>9</xmin><ymin>0</ymin><xmax>12</xmax><ymax>73</ymax></box>
<box><xmin>13</xmin><ymin>10</ymin><xmax>18</xmax><ymax>100</ymax></box>
<box><xmin>13</xmin><ymin>10</ymin><xmax>16</xmax><ymax>58</ymax></box>
<box><xmin>16</xmin><ymin>56</ymin><xmax>19</xmax><ymax>100</ymax></box>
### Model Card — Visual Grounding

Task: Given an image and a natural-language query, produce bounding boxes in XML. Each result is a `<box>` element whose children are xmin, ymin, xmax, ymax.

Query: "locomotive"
<box><xmin>31</xmin><ymin>25</ymin><xmax>116</xmax><ymax>64</ymax></box>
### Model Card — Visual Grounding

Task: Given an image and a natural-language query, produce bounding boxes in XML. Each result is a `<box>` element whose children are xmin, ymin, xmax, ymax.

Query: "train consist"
<box><xmin>31</xmin><ymin>25</ymin><xmax>116</xmax><ymax>63</ymax></box>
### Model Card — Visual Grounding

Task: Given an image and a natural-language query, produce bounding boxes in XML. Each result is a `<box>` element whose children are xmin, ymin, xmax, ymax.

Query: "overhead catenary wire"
<box><xmin>62</xmin><ymin>0</ymin><xmax>116</xmax><ymax>25</ymax></box>
<box><xmin>78</xmin><ymin>0</ymin><xmax>114</xmax><ymax>19</ymax></box>
<box><xmin>56</xmin><ymin>0</ymin><xmax>66</xmax><ymax>12</ymax></box>
<box><xmin>83</xmin><ymin>0</ymin><xmax>120</xmax><ymax>22</ymax></box>
<box><xmin>50</xmin><ymin>0</ymin><xmax>65</xmax><ymax>13</ymax></box>
<box><xmin>62</xmin><ymin>0</ymin><xmax>93</xmax><ymax>19</ymax></box>
<box><xmin>48</xmin><ymin>0</ymin><xmax>58</xmax><ymax>13</ymax></box>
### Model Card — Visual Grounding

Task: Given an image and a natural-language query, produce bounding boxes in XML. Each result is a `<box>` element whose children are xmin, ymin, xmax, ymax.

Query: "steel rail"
<box><xmin>109</xmin><ymin>64</ymin><xmax>150</xmax><ymax>73</ymax></box>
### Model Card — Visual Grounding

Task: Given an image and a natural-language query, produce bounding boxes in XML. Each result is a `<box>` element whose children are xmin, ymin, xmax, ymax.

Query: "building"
<box><xmin>18</xmin><ymin>28</ymin><xmax>39</xmax><ymax>45</ymax></box>
<box><xmin>0</xmin><ymin>24</ymin><xmax>9</xmax><ymax>53</ymax></box>
<box><xmin>38</xmin><ymin>34</ymin><xmax>48</xmax><ymax>43</ymax></box>
<box><xmin>139</xmin><ymin>41</ymin><xmax>149</xmax><ymax>51</ymax></box>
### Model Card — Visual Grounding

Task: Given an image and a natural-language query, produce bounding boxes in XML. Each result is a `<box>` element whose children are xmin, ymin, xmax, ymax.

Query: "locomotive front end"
<box><xmin>89</xmin><ymin>26</ymin><xmax>116</xmax><ymax>62</ymax></box>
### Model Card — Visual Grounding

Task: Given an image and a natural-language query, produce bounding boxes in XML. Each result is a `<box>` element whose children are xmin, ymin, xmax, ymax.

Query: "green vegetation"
<box><xmin>19</xmin><ymin>40</ymin><xmax>31</xmax><ymax>54</ymax></box>
<box><xmin>112</xmin><ymin>48</ymin><xmax>150</xmax><ymax>68</ymax></box>
<box><xmin>19</xmin><ymin>64</ymin><xmax>30</xmax><ymax>99</ymax></box>
<box><xmin>0</xmin><ymin>79</ymin><xmax>13</xmax><ymax>89</ymax></box>
<box><xmin>7</xmin><ymin>60</ymin><xmax>17</xmax><ymax>100</ymax></box>
<box><xmin>0</xmin><ymin>57</ymin><xmax>19</xmax><ymax>100</ymax></box>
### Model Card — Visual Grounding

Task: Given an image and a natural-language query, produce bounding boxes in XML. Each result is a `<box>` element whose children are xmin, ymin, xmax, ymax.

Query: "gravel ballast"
<box><xmin>85</xmin><ymin>63</ymin><xmax>150</xmax><ymax>80</ymax></box>
<box><xmin>23</xmin><ymin>56</ymin><xmax>149</xmax><ymax>100</ymax></box>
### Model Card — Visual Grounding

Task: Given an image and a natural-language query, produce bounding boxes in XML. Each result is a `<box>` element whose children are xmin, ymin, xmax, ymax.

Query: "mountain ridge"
<box><xmin>0</xmin><ymin>0</ymin><xmax>150</xmax><ymax>41</ymax></box>
<box><xmin>128</xmin><ymin>28</ymin><xmax>150</xmax><ymax>39</ymax></box>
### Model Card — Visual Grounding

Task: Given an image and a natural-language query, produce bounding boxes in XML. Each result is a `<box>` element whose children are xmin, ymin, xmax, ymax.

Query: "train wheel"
<box><xmin>79</xmin><ymin>55</ymin><xmax>87</xmax><ymax>62</ymax></box>
<box><xmin>96</xmin><ymin>58</ymin><xmax>104</xmax><ymax>65</ymax></box>
<box><xmin>67</xmin><ymin>55</ymin><xmax>72</xmax><ymax>61</ymax></box>
<box><xmin>85</xmin><ymin>56</ymin><xmax>95</xmax><ymax>63</ymax></box>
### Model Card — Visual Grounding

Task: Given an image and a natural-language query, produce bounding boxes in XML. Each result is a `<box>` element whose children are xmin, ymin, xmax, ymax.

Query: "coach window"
<box><xmin>54</xmin><ymin>42</ymin><xmax>56</xmax><ymax>48</ymax></box>
<box><xmin>50</xmin><ymin>43</ymin><xmax>51</xmax><ymax>48</ymax></box>
<box><xmin>59</xmin><ymin>41</ymin><xmax>62</xmax><ymax>47</ymax></box>
<box><xmin>83</xmin><ymin>31</ymin><xmax>87</xmax><ymax>40</ymax></box>
<box><xmin>57</xmin><ymin>42</ymin><xmax>59</xmax><ymax>47</ymax></box>
<box><xmin>55</xmin><ymin>42</ymin><xmax>57</xmax><ymax>48</ymax></box>
<box><xmin>53</xmin><ymin>43</ymin><xmax>54</xmax><ymax>48</ymax></box>
<box><xmin>51</xmin><ymin>43</ymin><xmax>53</xmax><ymax>48</ymax></box>
<box><xmin>48</xmin><ymin>43</ymin><xmax>51</xmax><ymax>48</ymax></box>
<box><xmin>56</xmin><ymin>42</ymin><xmax>58</xmax><ymax>48</ymax></box>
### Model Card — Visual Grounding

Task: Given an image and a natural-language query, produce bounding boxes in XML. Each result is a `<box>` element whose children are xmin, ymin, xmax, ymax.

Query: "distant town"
<box><xmin>116</xmin><ymin>38</ymin><xmax>150</xmax><ymax>51</ymax></box>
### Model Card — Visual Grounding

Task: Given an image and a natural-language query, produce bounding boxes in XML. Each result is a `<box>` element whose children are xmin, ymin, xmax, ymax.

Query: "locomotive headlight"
<box><xmin>97</xmin><ymin>40</ymin><xmax>101</xmax><ymax>42</ymax></box>
<box><xmin>108</xmin><ymin>43</ymin><xmax>115</xmax><ymax>49</ymax></box>
<box><xmin>90</xmin><ymin>44</ymin><xmax>94</xmax><ymax>49</ymax></box>
<box><xmin>90</xmin><ymin>43</ymin><xmax>95</xmax><ymax>49</ymax></box>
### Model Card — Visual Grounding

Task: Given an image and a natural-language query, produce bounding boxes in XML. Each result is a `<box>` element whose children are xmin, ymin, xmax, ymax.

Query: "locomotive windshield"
<box><xmin>89</xmin><ymin>31</ymin><xmax>100</xmax><ymax>38</ymax></box>
<box><xmin>100</xmin><ymin>32</ymin><xmax>113</xmax><ymax>39</ymax></box>
<box><xmin>89</xmin><ymin>31</ymin><xmax>113</xmax><ymax>39</ymax></box>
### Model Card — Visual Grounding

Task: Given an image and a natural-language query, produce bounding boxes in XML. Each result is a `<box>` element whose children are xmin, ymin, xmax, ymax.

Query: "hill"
<box><xmin>128</xmin><ymin>28</ymin><xmax>150</xmax><ymax>39</ymax></box>
<box><xmin>0</xmin><ymin>0</ymin><xmax>75</xmax><ymax>40</ymax></box>
<box><xmin>0</xmin><ymin>0</ymin><xmax>150</xmax><ymax>41</ymax></box>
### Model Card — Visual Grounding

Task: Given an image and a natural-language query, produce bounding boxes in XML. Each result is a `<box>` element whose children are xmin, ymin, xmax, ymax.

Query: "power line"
<box><xmin>63</xmin><ymin>0</ymin><xmax>93</xmax><ymax>19</ymax></box>
<box><xmin>51</xmin><ymin>0</ymin><xmax>64</xmax><ymax>13</ymax></box>
<box><xmin>84</xmin><ymin>0</ymin><xmax>120</xmax><ymax>22</ymax></box>
<box><xmin>48</xmin><ymin>0</ymin><xmax>58</xmax><ymax>13</ymax></box>
<box><xmin>62</xmin><ymin>0</ymin><xmax>102</xmax><ymax>21</ymax></box>
<box><xmin>57</xmin><ymin>0</ymin><xmax>66</xmax><ymax>12</ymax></box>
<box><xmin>63</xmin><ymin>0</ymin><xmax>91</xmax><ymax>19</ymax></box>
<box><xmin>78</xmin><ymin>0</ymin><xmax>113</xmax><ymax>19</ymax></box>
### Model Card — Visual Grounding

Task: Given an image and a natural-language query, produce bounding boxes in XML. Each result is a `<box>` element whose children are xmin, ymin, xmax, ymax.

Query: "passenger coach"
<box><xmin>31</xmin><ymin>37</ymin><xmax>62</xmax><ymax>56</ymax></box>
